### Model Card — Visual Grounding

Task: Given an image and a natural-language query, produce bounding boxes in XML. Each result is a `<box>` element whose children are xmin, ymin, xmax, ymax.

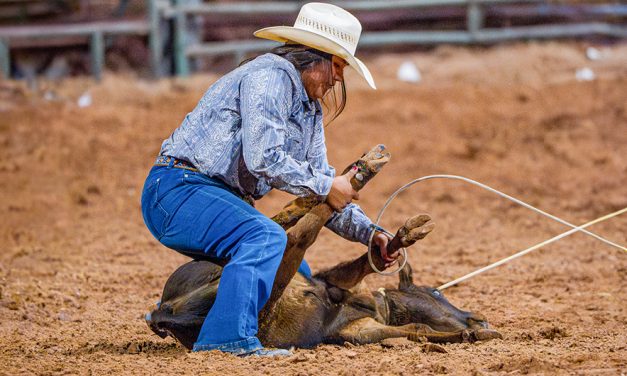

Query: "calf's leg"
<box><xmin>333</xmin><ymin>318</ymin><xmax>502</xmax><ymax>345</ymax></box>
<box><xmin>315</xmin><ymin>214</ymin><xmax>435</xmax><ymax>290</ymax></box>
<box><xmin>408</xmin><ymin>324</ymin><xmax>503</xmax><ymax>344</ymax></box>
<box><xmin>332</xmin><ymin>317</ymin><xmax>426</xmax><ymax>345</ymax></box>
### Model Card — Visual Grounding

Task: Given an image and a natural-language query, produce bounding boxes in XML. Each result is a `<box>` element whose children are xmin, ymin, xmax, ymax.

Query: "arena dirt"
<box><xmin>0</xmin><ymin>41</ymin><xmax>625</xmax><ymax>375</ymax></box>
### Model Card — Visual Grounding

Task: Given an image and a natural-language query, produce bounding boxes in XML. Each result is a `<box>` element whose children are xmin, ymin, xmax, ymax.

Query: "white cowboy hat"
<box><xmin>254</xmin><ymin>2</ymin><xmax>376</xmax><ymax>89</ymax></box>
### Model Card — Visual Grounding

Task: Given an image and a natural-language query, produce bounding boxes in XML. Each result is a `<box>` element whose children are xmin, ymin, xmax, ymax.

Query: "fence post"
<box><xmin>234</xmin><ymin>50</ymin><xmax>245</xmax><ymax>67</ymax></box>
<box><xmin>467</xmin><ymin>1</ymin><xmax>484</xmax><ymax>41</ymax></box>
<box><xmin>0</xmin><ymin>39</ymin><xmax>9</xmax><ymax>79</ymax></box>
<box><xmin>148</xmin><ymin>0</ymin><xmax>162</xmax><ymax>78</ymax></box>
<box><xmin>173</xmin><ymin>0</ymin><xmax>190</xmax><ymax>76</ymax></box>
<box><xmin>90</xmin><ymin>31</ymin><xmax>105</xmax><ymax>81</ymax></box>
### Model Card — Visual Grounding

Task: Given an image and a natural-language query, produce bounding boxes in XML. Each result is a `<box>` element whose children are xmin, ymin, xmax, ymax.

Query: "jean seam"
<box><xmin>155</xmin><ymin>201</ymin><xmax>170</xmax><ymax>241</ymax></box>
<box><xmin>243</xmin><ymin>216</ymin><xmax>271</xmax><ymax>338</ymax></box>
<box><xmin>193</xmin><ymin>337</ymin><xmax>262</xmax><ymax>353</ymax></box>
<box><xmin>150</xmin><ymin>175</ymin><xmax>171</xmax><ymax>241</ymax></box>
<box><xmin>143</xmin><ymin>177</ymin><xmax>170</xmax><ymax>241</ymax></box>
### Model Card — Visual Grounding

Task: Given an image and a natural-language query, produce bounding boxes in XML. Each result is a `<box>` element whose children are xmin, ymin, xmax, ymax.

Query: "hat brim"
<box><xmin>254</xmin><ymin>26</ymin><xmax>376</xmax><ymax>90</ymax></box>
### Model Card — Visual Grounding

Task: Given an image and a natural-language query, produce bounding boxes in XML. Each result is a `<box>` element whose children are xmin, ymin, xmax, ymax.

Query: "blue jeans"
<box><xmin>141</xmin><ymin>164</ymin><xmax>311</xmax><ymax>354</ymax></box>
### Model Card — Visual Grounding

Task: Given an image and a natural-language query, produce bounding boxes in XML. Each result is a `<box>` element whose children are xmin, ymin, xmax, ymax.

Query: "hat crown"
<box><xmin>252</xmin><ymin>2</ymin><xmax>376</xmax><ymax>89</ymax></box>
<box><xmin>293</xmin><ymin>2</ymin><xmax>361</xmax><ymax>55</ymax></box>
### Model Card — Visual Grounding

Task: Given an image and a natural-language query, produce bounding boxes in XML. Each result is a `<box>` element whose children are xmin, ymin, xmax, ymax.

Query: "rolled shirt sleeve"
<box><xmin>240</xmin><ymin>67</ymin><xmax>333</xmax><ymax>197</ymax></box>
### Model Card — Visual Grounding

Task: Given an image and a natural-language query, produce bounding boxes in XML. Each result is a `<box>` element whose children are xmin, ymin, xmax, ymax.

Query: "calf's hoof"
<box><xmin>463</xmin><ymin>328</ymin><xmax>503</xmax><ymax>343</ymax></box>
<box><xmin>145</xmin><ymin>310</ymin><xmax>168</xmax><ymax>339</ymax></box>
<box><xmin>474</xmin><ymin>329</ymin><xmax>503</xmax><ymax>342</ymax></box>
<box><xmin>398</xmin><ymin>214</ymin><xmax>435</xmax><ymax>247</ymax></box>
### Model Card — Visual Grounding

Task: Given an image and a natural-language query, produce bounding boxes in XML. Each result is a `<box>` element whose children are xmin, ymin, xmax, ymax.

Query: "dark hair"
<box><xmin>242</xmin><ymin>44</ymin><xmax>347</xmax><ymax>123</ymax></box>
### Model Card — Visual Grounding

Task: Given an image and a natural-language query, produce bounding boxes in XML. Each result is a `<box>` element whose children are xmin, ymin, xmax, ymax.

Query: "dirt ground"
<box><xmin>0</xmin><ymin>41</ymin><xmax>625</xmax><ymax>375</ymax></box>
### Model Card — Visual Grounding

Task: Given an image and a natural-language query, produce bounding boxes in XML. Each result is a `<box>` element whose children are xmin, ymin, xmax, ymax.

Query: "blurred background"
<box><xmin>0</xmin><ymin>0</ymin><xmax>625</xmax><ymax>81</ymax></box>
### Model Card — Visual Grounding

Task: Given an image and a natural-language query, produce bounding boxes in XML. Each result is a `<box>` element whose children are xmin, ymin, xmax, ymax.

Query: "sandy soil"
<box><xmin>0</xmin><ymin>41</ymin><xmax>626</xmax><ymax>375</ymax></box>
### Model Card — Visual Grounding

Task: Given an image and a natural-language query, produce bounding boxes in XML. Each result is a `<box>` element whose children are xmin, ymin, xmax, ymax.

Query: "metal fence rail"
<box><xmin>186</xmin><ymin>22</ymin><xmax>627</xmax><ymax>58</ymax></box>
<box><xmin>0</xmin><ymin>0</ymin><xmax>161</xmax><ymax>80</ymax></box>
<box><xmin>0</xmin><ymin>0</ymin><xmax>625</xmax><ymax>80</ymax></box>
<box><xmin>161</xmin><ymin>0</ymin><xmax>544</xmax><ymax>16</ymax></box>
<box><xmin>163</xmin><ymin>0</ymin><xmax>627</xmax><ymax>77</ymax></box>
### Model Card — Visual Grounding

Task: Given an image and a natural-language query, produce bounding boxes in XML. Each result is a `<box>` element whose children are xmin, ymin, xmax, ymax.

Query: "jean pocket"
<box><xmin>141</xmin><ymin>178</ymin><xmax>170</xmax><ymax>240</ymax></box>
<box><xmin>181</xmin><ymin>171</ymin><xmax>209</xmax><ymax>185</ymax></box>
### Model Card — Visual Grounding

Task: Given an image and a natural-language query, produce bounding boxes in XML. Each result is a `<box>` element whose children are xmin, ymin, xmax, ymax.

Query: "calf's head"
<box><xmin>385</xmin><ymin>264</ymin><xmax>490</xmax><ymax>332</ymax></box>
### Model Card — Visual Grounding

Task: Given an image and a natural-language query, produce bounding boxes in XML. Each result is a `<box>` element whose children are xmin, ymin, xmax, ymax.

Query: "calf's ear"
<box><xmin>398</xmin><ymin>263</ymin><xmax>415</xmax><ymax>290</ymax></box>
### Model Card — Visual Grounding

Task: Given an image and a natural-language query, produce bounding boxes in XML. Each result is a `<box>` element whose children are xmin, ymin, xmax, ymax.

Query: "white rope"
<box><xmin>368</xmin><ymin>175</ymin><xmax>626</xmax><ymax>277</ymax></box>
<box><xmin>438</xmin><ymin>207</ymin><xmax>627</xmax><ymax>290</ymax></box>
<box><xmin>376</xmin><ymin>175</ymin><xmax>626</xmax><ymax>252</ymax></box>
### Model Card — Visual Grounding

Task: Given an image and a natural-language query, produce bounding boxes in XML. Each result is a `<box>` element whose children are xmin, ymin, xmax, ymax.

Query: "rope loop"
<box><xmin>367</xmin><ymin>225</ymin><xmax>407</xmax><ymax>276</ymax></box>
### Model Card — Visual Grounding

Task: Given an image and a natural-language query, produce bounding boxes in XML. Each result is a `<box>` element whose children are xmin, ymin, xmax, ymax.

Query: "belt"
<box><xmin>153</xmin><ymin>155</ymin><xmax>255</xmax><ymax>207</ymax></box>
<box><xmin>154</xmin><ymin>155</ymin><xmax>198</xmax><ymax>172</ymax></box>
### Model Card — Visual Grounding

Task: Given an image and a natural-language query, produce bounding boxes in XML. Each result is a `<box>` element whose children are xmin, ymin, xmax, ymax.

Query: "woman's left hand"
<box><xmin>373</xmin><ymin>232</ymin><xmax>398</xmax><ymax>268</ymax></box>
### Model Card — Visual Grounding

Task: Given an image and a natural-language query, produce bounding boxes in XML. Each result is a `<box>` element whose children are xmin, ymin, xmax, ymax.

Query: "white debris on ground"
<box><xmin>575</xmin><ymin>67</ymin><xmax>596</xmax><ymax>81</ymax></box>
<box><xmin>585</xmin><ymin>47</ymin><xmax>602</xmax><ymax>61</ymax></box>
<box><xmin>77</xmin><ymin>92</ymin><xmax>92</xmax><ymax>108</ymax></box>
<box><xmin>397</xmin><ymin>61</ymin><xmax>421</xmax><ymax>83</ymax></box>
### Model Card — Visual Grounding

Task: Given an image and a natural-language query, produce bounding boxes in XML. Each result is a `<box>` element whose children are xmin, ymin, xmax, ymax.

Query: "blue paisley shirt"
<box><xmin>160</xmin><ymin>53</ymin><xmax>373</xmax><ymax>245</ymax></box>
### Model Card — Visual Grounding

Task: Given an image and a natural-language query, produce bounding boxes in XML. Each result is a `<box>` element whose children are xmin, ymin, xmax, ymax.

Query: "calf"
<box><xmin>145</xmin><ymin>145</ymin><xmax>501</xmax><ymax>350</ymax></box>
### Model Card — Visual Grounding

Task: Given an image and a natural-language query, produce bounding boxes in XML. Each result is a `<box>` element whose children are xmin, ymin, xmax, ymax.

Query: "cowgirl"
<box><xmin>141</xmin><ymin>3</ymin><xmax>397</xmax><ymax>357</ymax></box>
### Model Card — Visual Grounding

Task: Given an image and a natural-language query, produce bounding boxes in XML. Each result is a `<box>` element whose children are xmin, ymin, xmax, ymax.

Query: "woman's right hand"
<box><xmin>326</xmin><ymin>167</ymin><xmax>360</xmax><ymax>212</ymax></box>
